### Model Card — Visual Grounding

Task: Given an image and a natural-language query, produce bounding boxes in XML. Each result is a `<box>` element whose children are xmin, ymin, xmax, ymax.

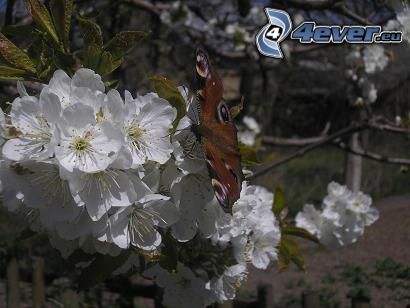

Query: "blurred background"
<box><xmin>0</xmin><ymin>0</ymin><xmax>409</xmax><ymax>307</ymax></box>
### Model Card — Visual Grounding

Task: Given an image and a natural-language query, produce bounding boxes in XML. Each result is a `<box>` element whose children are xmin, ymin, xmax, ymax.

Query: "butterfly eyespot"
<box><xmin>224</xmin><ymin>161</ymin><xmax>239</xmax><ymax>185</ymax></box>
<box><xmin>217</xmin><ymin>102</ymin><xmax>231</xmax><ymax>123</ymax></box>
<box><xmin>212</xmin><ymin>178</ymin><xmax>229</xmax><ymax>207</ymax></box>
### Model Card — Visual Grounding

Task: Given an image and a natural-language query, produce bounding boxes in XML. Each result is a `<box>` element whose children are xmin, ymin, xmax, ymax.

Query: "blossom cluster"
<box><xmin>345</xmin><ymin>45</ymin><xmax>389</xmax><ymax>106</ymax></box>
<box><xmin>296</xmin><ymin>182</ymin><xmax>379</xmax><ymax>248</ymax></box>
<box><xmin>0</xmin><ymin>69</ymin><xmax>280</xmax><ymax>306</ymax></box>
<box><xmin>159</xmin><ymin>1</ymin><xmax>263</xmax><ymax>57</ymax></box>
<box><xmin>238</xmin><ymin>116</ymin><xmax>261</xmax><ymax>147</ymax></box>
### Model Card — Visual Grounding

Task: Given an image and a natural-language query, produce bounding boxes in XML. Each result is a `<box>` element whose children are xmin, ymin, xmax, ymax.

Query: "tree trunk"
<box><xmin>7</xmin><ymin>257</ymin><xmax>20</xmax><ymax>308</ymax></box>
<box><xmin>345</xmin><ymin>132</ymin><xmax>362</xmax><ymax>192</ymax></box>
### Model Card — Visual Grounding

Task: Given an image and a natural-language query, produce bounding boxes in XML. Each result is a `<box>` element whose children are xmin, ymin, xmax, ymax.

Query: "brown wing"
<box><xmin>195</xmin><ymin>48</ymin><xmax>243</xmax><ymax>213</ymax></box>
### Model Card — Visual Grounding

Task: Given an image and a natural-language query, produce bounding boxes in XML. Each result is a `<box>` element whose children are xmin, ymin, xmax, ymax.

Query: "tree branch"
<box><xmin>120</xmin><ymin>0</ymin><xmax>162</xmax><ymax>16</ymax></box>
<box><xmin>262</xmin><ymin>123</ymin><xmax>330</xmax><ymax>146</ymax></box>
<box><xmin>248</xmin><ymin>123</ymin><xmax>368</xmax><ymax>179</ymax></box>
<box><xmin>283</xmin><ymin>0</ymin><xmax>372</xmax><ymax>25</ymax></box>
<box><xmin>368</xmin><ymin>119</ymin><xmax>410</xmax><ymax>135</ymax></box>
<box><xmin>333</xmin><ymin>2</ymin><xmax>372</xmax><ymax>25</ymax></box>
<box><xmin>335</xmin><ymin>141</ymin><xmax>410</xmax><ymax>166</ymax></box>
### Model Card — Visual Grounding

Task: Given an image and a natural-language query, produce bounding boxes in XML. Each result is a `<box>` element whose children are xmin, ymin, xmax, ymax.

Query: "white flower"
<box><xmin>99</xmin><ymin>89</ymin><xmax>126</xmax><ymax>124</ymax></box>
<box><xmin>295</xmin><ymin>204</ymin><xmax>322</xmax><ymax>235</ymax></box>
<box><xmin>212</xmin><ymin>183</ymin><xmax>281</xmax><ymax>269</ymax></box>
<box><xmin>17</xmin><ymin>161</ymin><xmax>81</xmax><ymax>229</ymax></box>
<box><xmin>55</xmin><ymin>103</ymin><xmax>124</xmax><ymax>173</ymax></box>
<box><xmin>238</xmin><ymin>116</ymin><xmax>261</xmax><ymax>147</ymax></box>
<box><xmin>106</xmin><ymin>194</ymin><xmax>179</xmax><ymax>250</ymax></box>
<box><xmin>249</xmin><ymin>231</ymin><xmax>279</xmax><ymax>269</ymax></box>
<box><xmin>207</xmin><ymin>263</ymin><xmax>248</xmax><ymax>302</ymax></box>
<box><xmin>124</xmin><ymin>93</ymin><xmax>176</xmax><ymax>166</ymax></box>
<box><xmin>172</xmin><ymin>116</ymin><xmax>207</xmax><ymax>175</ymax></box>
<box><xmin>170</xmin><ymin>173</ymin><xmax>218</xmax><ymax>242</ymax></box>
<box><xmin>397</xmin><ymin>9</ymin><xmax>410</xmax><ymax>43</ymax></box>
<box><xmin>296</xmin><ymin>182</ymin><xmax>379</xmax><ymax>248</ymax></box>
<box><xmin>362</xmin><ymin>45</ymin><xmax>388</xmax><ymax>74</ymax></box>
<box><xmin>2</xmin><ymin>92</ymin><xmax>59</xmax><ymax>161</ymax></box>
<box><xmin>238</xmin><ymin>130</ymin><xmax>257</xmax><ymax>147</ymax></box>
<box><xmin>243</xmin><ymin>116</ymin><xmax>261</xmax><ymax>134</ymax></box>
<box><xmin>62</xmin><ymin>167</ymin><xmax>150</xmax><ymax>221</ymax></box>
<box><xmin>44</xmin><ymin>69</ymin><xmax>105</xmax><ymax>110</ymax></box>
<box><xmin>144</xmin><ymin>263</ymin><xmax>214</xmax><ymax>308</ymax></box>
<box><xmin>364</xmin><ymin>82</ymin><xmax>377</xmax><ymax>103</ymax></box>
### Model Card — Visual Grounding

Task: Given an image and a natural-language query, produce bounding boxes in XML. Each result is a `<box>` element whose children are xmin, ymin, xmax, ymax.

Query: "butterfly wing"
<box><xmin>195</xmin><ymin>48</ymin><xmax>243</xmax><ymax>213</ymax></box>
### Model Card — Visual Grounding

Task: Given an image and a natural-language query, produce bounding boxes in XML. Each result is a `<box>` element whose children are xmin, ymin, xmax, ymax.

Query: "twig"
<box><xmin>335</xmin><ymin>141</ymin><xmax>410</xmax><ymax>166</ymax></box>
<box><xmin>262</xmin><ymin>123</ymin><xmax>330</xmax><ymax>146</ymax></box>
<box><xmin>284</xmin><ymin>0</ymin><xmax>372</xmax><ymax>25</ymax></box>
<box><xmin>263</xmin><ymin>134</ymin><xmax>326</xmax><ymax>146</ymax></box>
<box><xmin>283</xmin><ymin>0</ymin><xmax>337</xmax><ymax>10</ymax></box>
<box><xmin>248</xmin><ymin>123</ymin><xmax>368</xmax><ymax>179</ymax></box>
<box><xmin>121</xmin><ymin>0</ymin><xmax>162</xmax><ymax>16</ymax></box>
<box><xmin>333</xmin><ymin>2</ymin><xmax>372</xmax><ymax>25</ymax></box>
<box><xmin>368</xmin><ymin>120</ymin><xmax>410</xmax><ymax>135</ymax></box>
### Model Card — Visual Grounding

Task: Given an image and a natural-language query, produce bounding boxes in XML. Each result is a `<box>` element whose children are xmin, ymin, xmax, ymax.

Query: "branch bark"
<box><xmin>335</xmin><ymin>141</ymin><xmax>410</xmax><ymax>166</ymax></box>
<box><xmin>248</xmin><ymin>123</ymin><xmax>368</xmax><ymax>179</ymax></box>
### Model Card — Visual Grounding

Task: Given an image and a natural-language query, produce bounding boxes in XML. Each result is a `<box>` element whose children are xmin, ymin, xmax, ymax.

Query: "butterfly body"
<box><xmin>192</xmin><ymin>49</ymin><xmax>243</xmax><ymax>213</ymax></box>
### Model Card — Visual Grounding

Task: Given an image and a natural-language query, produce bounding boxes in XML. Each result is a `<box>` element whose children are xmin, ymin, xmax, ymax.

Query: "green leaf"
<box><xmin>0</xmin><ymin>33</ymin><xmax>36</xmax><ymax>73</ymax></box>
<box><xmin>0</xmin><ymin>76</ymin><xmax>25</xmax><ymax>81</ymax></box>
<box><xmin>104</xmin><ymin>79</ymin><xmax>119</xmax><ymax>88</ymax></box>
<box><xmin>0</xmin><ymin>66</ymin><xmax>26</xmax><ymax>76</ymax></box>
<box><xmin>272</xmin><ymin>187</ymin><xmax>285</xmax><ymax>216</ymax></box>
<box><xmin>2</xmin><ymin>25</ymin><xmax>36</xmax><ymax>37</ymax></box>
<box><xmin>77</xmin><ymin>251</ymin><xmax>130</xmax><ymax>288</ymax></box>
<box><xmin>24</xmin><ymin>0</ymin><xmax>59</xmax><ymax>44</ymax></box>
<box><xmin>104</xmin><ymin>31</ymin><xmax>147</xmax><ymax>60</ymax></box>
<box><xmin>50</xmin><ymin>0</ymin><xmax>73</xmax><ymax>50</ymax></box>
<box><xmin>278</xmin><ymin>236</ymin><xmax>305</xmax><ymax>271</ymax></box>
<box><xmin>148</xmin><ymin>75</ymin><xmax>186</xmax><ymax>129</ymax></box>
<box><xmin>54</xmin><ymin>49</ymin><xmax>76</xmax><ymax>72</ymax></box>
<box><xmin>239</xmin><ymin>143</ymin><xmax>260</xmax><ymax>167</ymax></box>
<box><xmin>78</xmin><ymin>16</ymin><xmax>103</xmax><ymax>48</ymax></box>
<box><xmin>229</xmin><ymin>96</ymin><xmax>244</xmax><ymax>119</ymax></box>
<box><xmin>281</xmin><ymin>226</ymin><xmax>321</xmax><ymax>244</ymax></box>
<box><xmin>83</xmin><ymin>43</ymin><xmax>102</xmax><ymax>71</ymax></box>
<box><xmin>98</xmin><ymin>51</ymin><xmax>123</xmax><ymax>76</ymax></box>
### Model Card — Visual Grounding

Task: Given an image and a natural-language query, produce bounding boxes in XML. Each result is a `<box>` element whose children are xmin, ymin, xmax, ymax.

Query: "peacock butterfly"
<box><xmin>187</xmin><ymin>48</ymin><xmax>244</xmax><ymax>214</ymax></box>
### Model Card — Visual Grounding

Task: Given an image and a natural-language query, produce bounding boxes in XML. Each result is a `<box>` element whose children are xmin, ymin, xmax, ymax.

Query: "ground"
<box><xmin>240</xmin><ymin>194</ymin><xmax>410</xmax><ymax>308</ymax></box>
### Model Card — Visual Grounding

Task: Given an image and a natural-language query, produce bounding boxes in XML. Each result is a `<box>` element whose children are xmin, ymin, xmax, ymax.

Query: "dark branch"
<box><xmin>262</xmin><ymin>123</ymin><xmax>330</xmax><ymax>146</ymax></box>
<box><xmin>335</xmin><ymin>141</ymin><xmax>410</xmax><ymax>166</ymax></box>
<box><xmin>121</xmin><ymin>0</ymin><xmax>161</xmax><ymax>16</ymax></box>
<box><xmin>282</xmin><ymin>0</ymin><xmax>372</xmax><ymax>25</ymax></box>
<box><xmin>248</xmin><ymin>123</ymin><xmax>368</xmax><ymax>179</ymax></box>
<box><xmin>333</xmin><ymin>2</ymin><xmax>372</xmax><ymax>25</ymax></box>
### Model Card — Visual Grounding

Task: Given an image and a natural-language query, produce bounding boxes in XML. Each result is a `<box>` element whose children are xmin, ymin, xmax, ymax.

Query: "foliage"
<box><xmin>0</xmin><ymin>0</ymin><xmax>146</xmax><ymax>83</ymax></box>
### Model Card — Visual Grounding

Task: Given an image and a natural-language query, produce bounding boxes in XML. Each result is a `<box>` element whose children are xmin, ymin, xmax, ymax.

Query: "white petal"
<box><xmin>72</xmin><ymin>68</ymin><xmax>105</xmax><ymax>93</ymax></box>
<box><xmin>39</xmin><ymin>88</ymin><xmax>62</xmax><ymax>123</ymax></box>
<box><xmin>10</xmin><ymin>96</ymin><xmax>40</xmax><ymax>134</ymax></box>
<box><xmin>60</xmin><ymin>103</ymin><xmax>96</xmax><ymax>130</ymax></box>
<box><xmin>104</xmin><ymin>89</ymin><xmax>125</xmax><ymax>123</ymax></box>
<box><xmin>17</xmin><ymin>81</ymin><xmax>29</xmax><ymax>97</ymax></box>
<box><xmin>48</xmin><ymin>70</ymin><xmax>71</xmax><ymax>102</ymax></box>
